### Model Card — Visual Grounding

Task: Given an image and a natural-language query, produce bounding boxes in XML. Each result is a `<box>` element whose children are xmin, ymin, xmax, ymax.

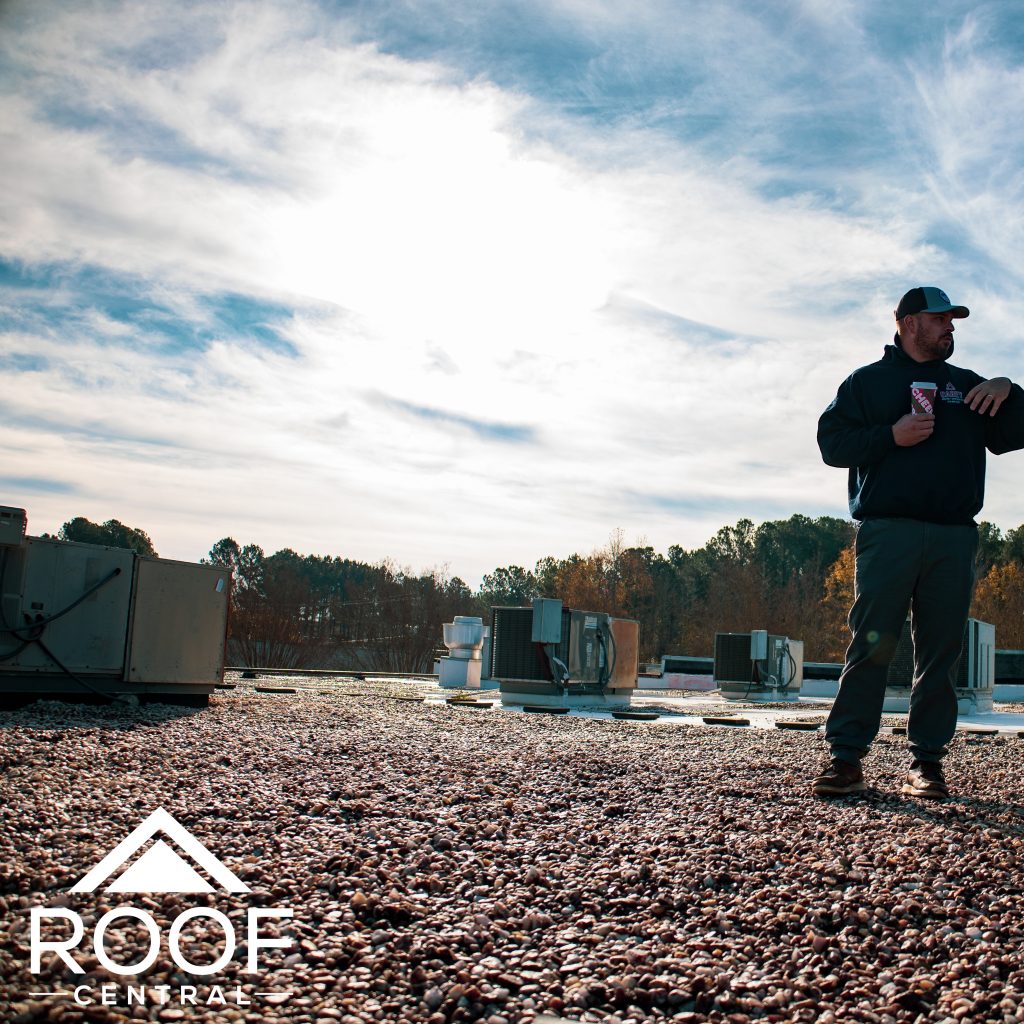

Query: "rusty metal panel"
<box><xmin>608</xmin><ymin>617</ymin><xmax>639</xmax><ymax>690</ymax></box>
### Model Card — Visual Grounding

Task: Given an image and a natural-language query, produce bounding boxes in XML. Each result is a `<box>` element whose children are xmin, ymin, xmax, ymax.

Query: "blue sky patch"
<box><xmin>606</xmin><ymin>296</ymin><xmax>764</xmax><ymax>347</ymax></box>
<box><xmin>0</xmin><ymin>258</ymin><xmax>299</xmax><ymax>357</ymax></box>
<box><xmin>0</xmin><ymin>353</ymin><xmax>49</xmax><ymax>373</ymax></box>
<box><xmin>624</xmin><ymin>489</ymin><xmax>793</xmax><ymax>519</ymax></box>
<box><xmin>39</xmin><ymin>98</ymin><xmax>262</xmax><ymax>181</ymax></box>
<box><xmin>0</xmin><ymin>403</ymin><xmax>180</xmax><ymax>450</ymax></box>
<box><xmin>0</xmin><ymin>475</ymin><xmax>78</xmax><ymax>496</ymax></box>
<box><xmin>373</xmin><ymin>394</ymin><xmax>538</xmax><ymax>444</ymax></box>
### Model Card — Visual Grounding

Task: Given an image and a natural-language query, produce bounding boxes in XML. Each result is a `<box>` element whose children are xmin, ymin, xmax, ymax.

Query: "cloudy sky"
<box><xmin>3</xmin><ymin>0</ymin><xmax>1024</xmax><ymax>586</ymax></box>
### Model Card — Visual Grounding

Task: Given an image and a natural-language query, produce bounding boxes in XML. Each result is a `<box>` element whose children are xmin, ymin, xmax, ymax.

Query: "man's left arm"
<box><xmin>967</xmin><ymin>376</ymin><xmax>1024</xmax><ymax>454</ymax></box>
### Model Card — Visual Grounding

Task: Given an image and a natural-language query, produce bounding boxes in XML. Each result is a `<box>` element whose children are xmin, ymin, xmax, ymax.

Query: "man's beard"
<box><xmin>923</xmin><ymin>333</ymin><xmax>952</xmax><ymax>360</ymax></box>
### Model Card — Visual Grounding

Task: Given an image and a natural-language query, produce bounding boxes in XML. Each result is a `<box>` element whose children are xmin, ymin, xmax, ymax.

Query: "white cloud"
<box><xmin>3</xmin><ymin>0</ymin><xmax>1024</xmax><ymax>584</ymax></box>
<box><xmin>907</xmin><ymin>17</ymin><xmax>1024</xmax><ymax>283</ymax></box>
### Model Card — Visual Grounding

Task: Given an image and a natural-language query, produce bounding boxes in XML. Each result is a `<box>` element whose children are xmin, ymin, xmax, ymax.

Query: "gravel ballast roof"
<box><xmin>2</xmin><ymin>683</ymin><xmax>1023</xmax><ymax>1024</ymax></box>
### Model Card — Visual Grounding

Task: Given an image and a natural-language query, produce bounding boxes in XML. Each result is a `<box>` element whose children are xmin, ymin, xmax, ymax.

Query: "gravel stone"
<box><xmin>2</xmin><ymin>680</ymin><xmax>1024</xmax><ymax>1022</ymax></box>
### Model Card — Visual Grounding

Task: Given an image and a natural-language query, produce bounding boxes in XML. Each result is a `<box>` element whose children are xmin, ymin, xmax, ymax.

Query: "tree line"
<box><xmin>52</xmin><ymin>514</ymin><xmax>1024</xmax><ymax>670</ymax></box>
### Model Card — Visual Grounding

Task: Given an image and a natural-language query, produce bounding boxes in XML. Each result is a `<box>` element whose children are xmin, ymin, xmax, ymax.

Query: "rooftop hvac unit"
<box><xmin>0</xmin><ymin>509</ymin><xmax>230</xmax><ymax>701</ymax></box>
<box><xmin>886</xmin><ymin>618</ymin><xmax>995</xmax><ymax>692</ymax></box>
<box><xmin>490</xmin><ymin>598</ymin><xmax>638</xmax><ymax>698</ymax></box>
<box><xmin>490</xmin><ymin>604</ymin><xmax>571</xmax><ymax>683</ymax></box>
<box><xmin>714</xmin><ymin>630</ymin><xmax>803</xmax><ymax>701</ymax></box>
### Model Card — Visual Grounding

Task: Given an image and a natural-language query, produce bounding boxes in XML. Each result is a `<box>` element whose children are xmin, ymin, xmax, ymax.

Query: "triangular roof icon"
<box><xmin>107</xmin><ymin>840</ymin><xmax>215</xmax><ymax>893</ymax></box>
<box><xmin>70</xmin><ymin>808</ymin><xmax>250</xmax><ymax>894</ymax></box>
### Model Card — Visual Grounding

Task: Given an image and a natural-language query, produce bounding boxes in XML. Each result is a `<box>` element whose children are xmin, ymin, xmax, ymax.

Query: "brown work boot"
<box><xmin>811</xmin><ymin>758</ymin><xmax>865</xmax><ymax>796</ymax></box>
<box><xmin>902</xmin><ymin>760</ymin><xmax>949</xmax><ymax>800</ymax></box>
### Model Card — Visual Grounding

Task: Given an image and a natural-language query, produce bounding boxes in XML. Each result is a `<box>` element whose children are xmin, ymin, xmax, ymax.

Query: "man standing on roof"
<box><xmin>813</xmin><ymin>286</ymin><xmax>1024</xmax><ymax>799</ymax></box>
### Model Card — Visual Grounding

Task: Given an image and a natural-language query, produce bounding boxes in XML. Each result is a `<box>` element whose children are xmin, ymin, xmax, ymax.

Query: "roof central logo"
<box><xmin>70</xmin><ymin>808</ymin><xmax>250</xmax><ymax>894</ymax></box>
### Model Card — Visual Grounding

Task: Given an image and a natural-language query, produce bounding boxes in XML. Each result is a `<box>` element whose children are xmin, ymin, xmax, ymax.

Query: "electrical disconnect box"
<box><xmin>749</xmin><ymin>629</ymin><xmax>769</xmax><ymax>661</ymax></box>
<box><xmin>530</xmin><ymin>597</ymin><xmax>564</xmax><ymax>644</ymax></box>
<box><xmin>0</xmin><ymin>507</ymin><xmax>231</xmax><ymax>701</ymax></box>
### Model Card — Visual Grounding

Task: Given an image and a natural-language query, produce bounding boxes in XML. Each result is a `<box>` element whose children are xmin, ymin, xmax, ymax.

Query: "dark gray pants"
<box><xmin>826</xmin><ymin>518</ymin><xmax>978</xmax><ymax>765</ymax></box>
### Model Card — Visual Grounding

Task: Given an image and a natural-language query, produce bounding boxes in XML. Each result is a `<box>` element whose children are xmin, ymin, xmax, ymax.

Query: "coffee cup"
<box><xmin>911</xmin><ymin>381</ymin><xmax>938</xmax><ymax>416</ymax></box>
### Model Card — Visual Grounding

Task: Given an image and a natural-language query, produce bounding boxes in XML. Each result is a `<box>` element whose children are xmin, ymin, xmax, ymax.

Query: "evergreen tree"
<box><xmin>57</xmin><ymin>517</ymin><xmax>156</xmax><ymax>556</ymax></box>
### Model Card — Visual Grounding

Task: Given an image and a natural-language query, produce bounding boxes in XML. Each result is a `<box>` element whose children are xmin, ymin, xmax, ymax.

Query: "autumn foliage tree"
<box><xmin>519</xmin><ymin>517</ymin><xmax>856</xmax><ymax>661</ymax></box>
<box><xmin>59</xmin><ymin>510</ymin><xmax>1024</xmax><ymax>673</ymax></box>
<box><xmin>973</xmin><ymin>562</ymin><xmax>1024</xmax><ymax>649</ymax></box>
<box><xmin>801</xmin><ymin>529</ymin><xmax>1024</xmax><ymax>661</ymax></box>
<box><xmin>819</xmin><ymin>544</ymin><xmax>856</xmax><ymax>662</ymax></box>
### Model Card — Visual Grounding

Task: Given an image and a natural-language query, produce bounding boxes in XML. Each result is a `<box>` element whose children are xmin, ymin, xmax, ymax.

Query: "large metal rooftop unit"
<box><xmin>490</xmin><ymin>598</ymin><xmax>639</xmax><ymax>705</ymax></box>
<box><xmin>0</xmin><ymin>506</ymin><xmax>230</xmax><ymax>702</ymax></box>
<box><xmin>884</xmin><ymin>617</ymin><xmax>995</xmax><ymax>712</ymax></box>
<box><xmin>714</xmin><ymin>630</ymin><xmax>804</xmax><ymax>701</ymax></box>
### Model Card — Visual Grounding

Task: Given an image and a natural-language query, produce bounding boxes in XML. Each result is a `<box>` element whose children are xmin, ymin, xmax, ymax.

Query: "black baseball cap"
<box><xmin>895</xmin><ymin>286</ymin><xmax>969</xmax><ymax>320</ymax></box>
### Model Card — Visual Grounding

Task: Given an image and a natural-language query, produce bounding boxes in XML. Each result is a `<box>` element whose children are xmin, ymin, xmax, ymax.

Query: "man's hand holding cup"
<box><xmin>895</xmin><ymin>383</ymin><xmax>939</xmax><ymax>446</ymax></box>
<box><xmin>893</xmin><ymin>411</ymin><xmax>935</xmax><ymax>446</ymax></box>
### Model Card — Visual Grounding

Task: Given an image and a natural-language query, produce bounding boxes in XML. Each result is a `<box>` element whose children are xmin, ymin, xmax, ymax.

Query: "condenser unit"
<box><xmin>0</xmin><ymin>509</ymin><xmax>230</xmax><ymax>702</ymax></box>
<box><xmin>886</xmin><ymin>618</ymin><xmax>995</xmax><ymax>691</ymax></box>
<box><xmin>490</xmin><ymin>603</ymin><xmax>570</xmax><ymax>683</ymax></box>
<box><xmin>714</xmin><ymin>630</ymin><xmax>803</xmax><ymax>701</ymax></box>
<box><xmin>490</xmin><ymin>598</ymin><xmax>638</xmax><ymax>698</ymax></box>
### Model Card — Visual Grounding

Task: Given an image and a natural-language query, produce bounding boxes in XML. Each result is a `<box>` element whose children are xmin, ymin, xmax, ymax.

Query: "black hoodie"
<box><xmin>817</xmin><ymin>335</ymin><xmax>1024</xmax><ymax>524</ymax></box>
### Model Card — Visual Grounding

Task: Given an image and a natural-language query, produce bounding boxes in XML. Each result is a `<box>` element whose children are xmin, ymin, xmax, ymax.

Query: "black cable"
<box><xmin>609</xmin><ymin>622</ymin><xmax>617</xmax><ymax>683</ymax></box>
<box><xmin>744</xmin><ymin>638</ymin><xmax>798</xmax><ymax>699</ymax></box>
<box><xmin>536</xmin><ymin>641</ymin><xmax>555</xmax><ymax>682</ymax></box>
<box><xmin>2</xmin><ymin>566</ymin><xmax>122</xmax><ymax>639</ymax></box>
<box><xmin>0</xmin><ymin>637</ymin><xmax>33</xmax><ymax>663</ymax></box>
<box><xmin>596</xmin><ymin>629</ymin><xmax>609</xmax><ymax>689</ymax></box>
<box><xmin>35</xmin><ymin>635</ymin><xmax>116</xmax><ymax>702</ymax></box>
<box><xmin>0</xmin><ymin>546</ymin><xmax>120</xmax><ymax>701</ymax></box>
<box><xmin>598</xmin><ymin>622</ymin><xmax>618</xmax><ymax>689</ymax></box>
<box><xmin>744</xmin><ymin>658</ymin><xmax>758</xmax><ymax>699</ymax></box>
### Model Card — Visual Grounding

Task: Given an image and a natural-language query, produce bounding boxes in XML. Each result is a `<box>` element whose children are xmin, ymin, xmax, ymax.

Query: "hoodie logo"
<box><xmin>940</xmin><ymin>382</ymin><xmax>963</xmax><ymax>404</ymax></box>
